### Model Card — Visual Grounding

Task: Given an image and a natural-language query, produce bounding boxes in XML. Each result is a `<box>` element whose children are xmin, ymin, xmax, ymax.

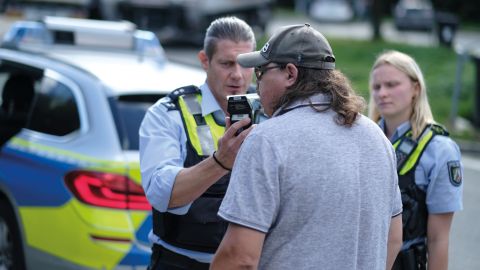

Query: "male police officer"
<box><xmin>139</xmin><ymin>17</ymin><xmax>256</xmax><ymax>269</ymax></box>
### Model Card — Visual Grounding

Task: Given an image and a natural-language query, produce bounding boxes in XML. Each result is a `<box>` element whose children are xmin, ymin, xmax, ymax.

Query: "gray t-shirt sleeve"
<box><xmin>218</xmin><ymin>133</ymin><xmax>281</xmax><ymax>233</ymax></box>
<box><xmin>392</xmin><ymin>184</ymin><xmax>402</xmax><ymax>217</ymax></box>
<box><xmin>390</xmin><ymin>146</ymin><xmax>403</xmax><ymax>217</ymax></box>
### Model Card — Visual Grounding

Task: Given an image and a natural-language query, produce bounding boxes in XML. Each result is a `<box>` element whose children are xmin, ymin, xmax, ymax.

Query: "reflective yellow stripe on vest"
<box><xmin>394</xmin><ymin>128</ymin><xmax>435</xmax><ymax>176</ymax></box>
<box><xmin>178</xmin><ymin>94</ymin><xmax>225</xmax><ymax>156</ymax></box>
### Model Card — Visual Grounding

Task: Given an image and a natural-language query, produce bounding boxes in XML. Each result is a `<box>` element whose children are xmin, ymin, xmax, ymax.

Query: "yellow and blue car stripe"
<box><xmin>0</xmin><ymin>138</ymin><xmax>152</xmax><ymax>269</ymax></box>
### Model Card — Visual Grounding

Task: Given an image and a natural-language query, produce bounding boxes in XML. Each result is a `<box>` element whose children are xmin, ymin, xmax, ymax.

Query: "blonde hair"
<box><xmin>367</xmin><ymin>50</ymin><xmax>434</xmax><ymax>139</ymax></box>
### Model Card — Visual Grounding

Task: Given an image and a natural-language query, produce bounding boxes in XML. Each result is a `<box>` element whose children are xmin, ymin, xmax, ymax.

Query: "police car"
<box><xmin>0</xmin><ymin>17</ymin><xmax>204</xmax><ymax>269</ymax></box>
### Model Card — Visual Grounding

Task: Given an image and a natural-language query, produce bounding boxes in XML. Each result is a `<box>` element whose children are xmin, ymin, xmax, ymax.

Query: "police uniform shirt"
<box><xmin>380</xmin><ymin>120</ymin><xmax>464</xmax><ymax>214</ymax></box>
<box><xmin>139</xmin><ymin>82</ymin><xmax>224</xmax><ymax>263</ymax></box>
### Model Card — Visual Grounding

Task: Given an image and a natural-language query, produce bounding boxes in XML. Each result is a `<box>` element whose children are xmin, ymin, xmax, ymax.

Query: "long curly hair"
<box><xmin>274</xmin><ymin>67</ymin><xmax>365</xmax><ymax>127</ymax></box>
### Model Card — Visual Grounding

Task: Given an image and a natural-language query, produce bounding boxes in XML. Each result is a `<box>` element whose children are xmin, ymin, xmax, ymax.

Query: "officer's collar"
<box><xmin>272</xmin><ymin>93</ymin><xmax>332</xmax><ymax>117</ymax></box>
<box><xmin>199</xmin><ymin>83</ymin><xmax>222</xmax><ymax>116</ymax></box>
<box><xmin>200</xmin><ymin>83</ymin><xmax>226</xmax><ymax>126</ymax></box>
<box><xmin>380</xmin><ymin>119</ymin><xmax>411</xmax><ymax>142</ymax></box>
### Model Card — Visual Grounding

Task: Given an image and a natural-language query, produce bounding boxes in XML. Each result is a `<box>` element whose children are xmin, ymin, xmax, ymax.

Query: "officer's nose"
<box><xmin>230</xmin><ymin>64</ymin><xmax>244</xmax><ymax>80</ymax></box>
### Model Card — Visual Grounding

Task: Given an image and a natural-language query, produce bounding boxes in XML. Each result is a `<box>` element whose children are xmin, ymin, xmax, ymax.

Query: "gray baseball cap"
<box><xmin>237</xmin><ymin>23</ymin><xmax>335</xmax><ymax>70</ymax></box>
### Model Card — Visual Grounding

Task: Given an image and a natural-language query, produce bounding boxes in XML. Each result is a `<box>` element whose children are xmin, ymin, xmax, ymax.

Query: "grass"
<box><xmin>329</xmin><ymin>38</ymin><xmax>477</xmax><ymax>136</ymax></box>
<box><xmin>258</xmin><ymin>35</ymin><xmax>478</xmax><ymax>139</ymax></box>
<box><xmin>266</xmin><ymin>8</ymin><xmax>479</xmax><ymax>139</ymax></box>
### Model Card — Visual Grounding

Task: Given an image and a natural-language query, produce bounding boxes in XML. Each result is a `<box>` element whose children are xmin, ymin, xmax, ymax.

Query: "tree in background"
<box><xmin>368</xmin><ymin>0</ymin><xmax>383</xmax><ymax>40</ymax></box>
<box><xmin>431</xmin><ymin>0</ymin><xmax>480</xmax><ymax>23</ymax></box>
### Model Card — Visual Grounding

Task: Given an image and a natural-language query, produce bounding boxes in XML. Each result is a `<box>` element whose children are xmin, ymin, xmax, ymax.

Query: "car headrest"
<box><xmin>1</xmin><ymin>73</ymin><xmax>35</xmax><ymax>115</ymax></box>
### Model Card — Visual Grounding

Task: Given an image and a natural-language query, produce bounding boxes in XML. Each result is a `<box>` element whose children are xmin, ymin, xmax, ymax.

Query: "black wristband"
<box><xmin>212</xmin><ymin>151</ymin><xmax>231</xmax><ymax>171</ymax></box>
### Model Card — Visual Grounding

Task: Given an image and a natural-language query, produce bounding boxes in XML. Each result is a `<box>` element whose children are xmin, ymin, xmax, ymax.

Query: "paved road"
<box><xmin>450</xmin><ymin>155</ymin><xmax>480</xmax><ymax>270</ymax></box>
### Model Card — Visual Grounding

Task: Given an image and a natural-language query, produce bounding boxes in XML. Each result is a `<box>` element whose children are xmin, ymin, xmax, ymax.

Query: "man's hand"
<box><xmin>168</xmin><ymin>116</ymin><xmax>253</xmax><ymax>208</ymax></box>
<box><xmin>214</xmin><ymin>116</ymin><xmax>254</xmax><ymax>170</ymax></box>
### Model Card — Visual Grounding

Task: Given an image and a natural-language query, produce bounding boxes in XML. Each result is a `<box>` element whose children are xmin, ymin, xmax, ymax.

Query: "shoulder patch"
<box><xmin>447</xmin><ymin>160</ymin><xmax>462</xmax><ymax>186</ymax></box>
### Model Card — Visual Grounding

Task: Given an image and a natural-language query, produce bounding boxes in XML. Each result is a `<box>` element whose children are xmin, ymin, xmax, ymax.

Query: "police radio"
<box><xmin>396</xmin><ymin>137</ymin><xmax>417</xmax><ymax>170</ymax></box>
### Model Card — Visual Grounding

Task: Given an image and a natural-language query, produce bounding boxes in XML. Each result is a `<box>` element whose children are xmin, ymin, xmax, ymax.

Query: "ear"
<box><xmin>413</xmin><ymin>81</ymin><xmax>420</xmax><ymax>99</ymax></box>
<box><xmin>285</xmin><ymin>63</ymin><xmax>298</xmax><ymax>87</ymax></box>
<box><xmin>197</xmin><ymin>50</ymin><xmax>209</xmax><ymax>71</ymax></box>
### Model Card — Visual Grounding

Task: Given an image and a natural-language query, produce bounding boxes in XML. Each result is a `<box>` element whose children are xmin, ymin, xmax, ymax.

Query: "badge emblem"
<box><xmin>447</xmin><ymin>161</ymin><xmax>462</xmax><ymax>186</ymax></box>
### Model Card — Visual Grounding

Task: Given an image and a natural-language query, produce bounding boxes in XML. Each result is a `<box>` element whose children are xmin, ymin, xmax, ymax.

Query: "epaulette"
<box><xmin>161</xmin><ymin>85</ymin><xmax>200</xmax><ymax>111</ymax></box>
<box><xmin>428</xmin><ymin>123</ymin><xmax>449</xmax><ymax>137</ymax></box>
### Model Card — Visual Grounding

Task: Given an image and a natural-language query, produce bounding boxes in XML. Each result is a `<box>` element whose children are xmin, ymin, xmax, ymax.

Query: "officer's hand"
<box><xmin>214</xmin><ymin>117</ymin><xmax>254</xmax><ymax>170</ymax></box>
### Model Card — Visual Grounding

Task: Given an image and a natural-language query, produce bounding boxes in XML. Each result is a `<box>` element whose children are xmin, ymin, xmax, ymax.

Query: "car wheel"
<box><xmin>0</xmin><ymin>200</ymin><xmax>26</xmax><ymax>270</ymax></box>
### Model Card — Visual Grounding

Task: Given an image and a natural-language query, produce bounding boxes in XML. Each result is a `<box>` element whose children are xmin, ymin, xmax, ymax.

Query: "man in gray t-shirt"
<box><xmin>211</xmin><ymin>24</ymin><xmax>403</xmax><ymax>270</ymax></box>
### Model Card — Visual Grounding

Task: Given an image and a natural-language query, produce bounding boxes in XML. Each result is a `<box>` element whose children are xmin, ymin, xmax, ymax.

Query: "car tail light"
<box><xmin>65</xmin><ymin>170</ymin><xmax>151</xmax><ymax>210</ymax></box>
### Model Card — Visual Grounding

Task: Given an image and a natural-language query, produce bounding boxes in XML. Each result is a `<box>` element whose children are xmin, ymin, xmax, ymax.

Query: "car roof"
<box><xmin>1</xmin><ymin>17</ymin><xmax>206</xmax><ymax>96</ymax></box>
<box><xmin>2</xmin><ymin>17</ymin><xmax>158</xmax><ymax>52</ymax></box>
<box><xmin>46</xmin><ymin>48</ymin><xmax>206</xmax><ymax>96</ymax></box>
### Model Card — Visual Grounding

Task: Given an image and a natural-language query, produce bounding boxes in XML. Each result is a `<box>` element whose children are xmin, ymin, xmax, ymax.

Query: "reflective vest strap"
<box><xmin>393</xmin><ymin>140</ymin><xmax>400</xmax><ymax>148</ymax></box>
<box><xmin>398</xmin><ymin>127</ymin><xmax>434</xmax><ymax>175</ymax></box>
<box><xmin>195</xmin><ymin>94</ymin><xmax>224</xmax><ymax>155</ymax></box>
<box><xmin>178</xmin><ymin>95</ymin><xmax>203</xmax><ymax>155</ymax></box>
<box><xmin>178</xmin><ymin>93</ymin><xmax>225</xmax><ymax>156</ymax></box>
<box><xmin>197</xmin><ymin>125</ymin><xmax>215</xmax><ymax>156</ymax></box>
<box><xmin>392</xmin><ymin>130</ymin><xmax>411</xmax><ymax>148</ymax></box>
<box><xmin>183</xmin><ymin>94</ymin><xmax>202</xmax><ymax>115</ymax></box>
<box><xmin>204</xmin><ymin>114</ymin><xmax>224</xmax><ymax>150</ymax></box>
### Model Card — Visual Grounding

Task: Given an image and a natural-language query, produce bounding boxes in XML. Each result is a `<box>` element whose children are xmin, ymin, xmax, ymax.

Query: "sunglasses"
<box><xmin>254</xmin><ymin>65</ymin><xmax>285</xmax><ymax>81</ymax></box>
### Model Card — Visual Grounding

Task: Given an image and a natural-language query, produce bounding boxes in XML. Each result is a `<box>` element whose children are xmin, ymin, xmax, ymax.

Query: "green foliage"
<box><xmin>329</xmin><ymin>38</ymin><xmax>476</xmax><ymax>128</ymax></box>
<box><xmin>431</xmin><ymin>0</ymin><xmax>480</xmax><ymax>23</ymax></box>
<box><xmin>255</xmin><ymin>34</ymin><xmax>478</xmax><ymax>136</ymax></box>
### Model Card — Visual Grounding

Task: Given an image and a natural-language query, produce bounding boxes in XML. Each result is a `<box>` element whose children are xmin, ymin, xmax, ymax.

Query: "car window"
<box><xmin>27</xmin><ymin>76</ymin><xmax>80</xmax><ymax>136</ymax></box>
<box><xmin>110</xmin><ymin>94</ymin><xmax>163</xmax><ymax>151</ymax></box>
<box><xmin>0</xmin><ymin>70</ymin><xmax>37</xmax><ymax>146</ymax></box>
<box><xmin>0</xmin><ymin>74</ymin><xmax>7</xmax><ymax>104</ymax></box>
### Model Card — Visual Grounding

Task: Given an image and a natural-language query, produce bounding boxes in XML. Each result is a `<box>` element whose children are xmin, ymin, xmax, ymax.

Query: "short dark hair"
<box><xmin>203</xmin><ymin>17</ymin><xmax>256</xmax><ymax>60</ymax></box>
<box><xmin>275</xmin><ymin>67</ymin><xmax>365</xmax><ymax>127</ymax></box>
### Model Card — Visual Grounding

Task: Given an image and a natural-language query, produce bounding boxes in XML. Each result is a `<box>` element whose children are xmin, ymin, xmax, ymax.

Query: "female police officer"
<box><xmin>368</xmin><ymin>50</ymin><xmax>463</xmax><ymax>270</ymax></box>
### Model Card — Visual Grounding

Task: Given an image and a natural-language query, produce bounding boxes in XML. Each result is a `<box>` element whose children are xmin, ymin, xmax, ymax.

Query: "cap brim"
<box><xmin>237</xmin><ymin>51</ymin><xmax>269</xmax><ymax>68</ymax></box>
